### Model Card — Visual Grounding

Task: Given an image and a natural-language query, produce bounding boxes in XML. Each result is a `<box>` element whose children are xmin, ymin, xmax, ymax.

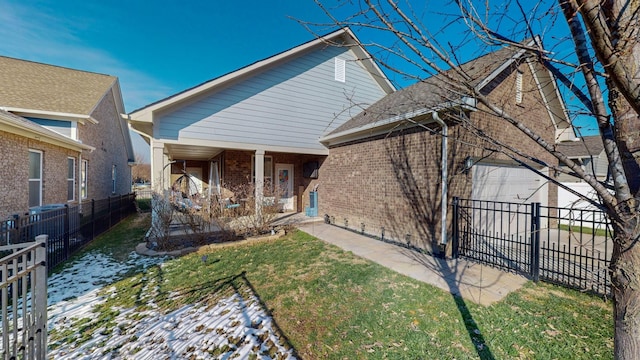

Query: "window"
<box><xmin>112</xmin><ymin>165</ymin><xmax>117</xmax><ymax>194</ymax></box>
<box><xmin>515</xmin><ymin>70</ymin><xmax>523</xmax><ymax>104</ymax></box>
<box><xmin>67</xmin><ymin>157</ymin><xmax>76</xmax><ymax>201</ymax></box>
<box><xmin>335</xmin><ymin>57</ymin><xmax>346</xmax><ymax>82</ymax></box>
<box><xmin>251</xmin><ymin>155</ymin><xmax>273</xmax><ymax>187</ymax></box>
<box><xmin>81</xmin><ymin>160</ymin><xmax>88</xmax><ymax>199</ymax></box>
<box><xmin>26</xmin><ymin>118</ymin><xmax>77</xmax><ymax>139</ymax></box>
<box><xmin>28</xmin><ymin>150</ymin><xmax>42</xmax><ymax>208</ymax></box>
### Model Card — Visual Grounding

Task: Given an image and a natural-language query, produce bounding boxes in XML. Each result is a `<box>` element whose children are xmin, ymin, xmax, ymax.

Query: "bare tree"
<box><xmin>311</xmin><ymin>0</ymin><xmax>639</xmax><ymax>357</ymax></box>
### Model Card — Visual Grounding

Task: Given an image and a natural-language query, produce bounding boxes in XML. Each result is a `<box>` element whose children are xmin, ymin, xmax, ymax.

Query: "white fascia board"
<box><xmin>539</xmin><ymin>63</ymin><xmax>572</xmax><ymax>129</ymax></box>
<box><xmin>2</xmin><ymin>106</ymin><xmax>95</xmax><ymax>124</ymax></box>
<box><xmin>527</xmin><ymin>59</ymin><xmax>573</xmax><ymax>142</ymax></box>
<box><xmin>164</xmin><ymin>137</ymin><xmax>329</xmax><ymax>156</ymax></box>
<box><xmin>474</xmin><ymin>40</ymin><xmax>533</xmax><ymax>92</ymax></box>
<box><xmin>129</xmin><ymin>123</ymin><xmax>152</xmax><ymax>141</ymax></box>
<box><xmin>341</xmin><ymin>27</ymin><xmax>396</xmax><ymax>94</ymax></box>
<box><xmin>320</xmin><ymin>97</ymin><xmax>477</xmax><ymax>145</ymax></box>
<box><xmin>527</xmin><ymin>60</ymin><xmax>558</xmax><ymax>132</ymax></box>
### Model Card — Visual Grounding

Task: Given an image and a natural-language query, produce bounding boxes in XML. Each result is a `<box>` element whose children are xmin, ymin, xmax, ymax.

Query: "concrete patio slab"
<box><xmin>297</xmin><ymin>223</ymin><xmax>528</xmax><ymax>306</ymax></box>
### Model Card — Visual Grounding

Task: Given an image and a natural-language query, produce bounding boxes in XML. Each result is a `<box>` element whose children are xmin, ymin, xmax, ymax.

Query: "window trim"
<box><xmin>67</xmin><ymin>157</ymin><xmax>76</xmax><ymax>202</ymax></box>
<box><xmin>28</xmin><ymin>149</ymin><xmax>43</xmax><ymax>208</ymax></box>
<box><xmin>112</xmin><ymin>164</ymin><xmax>117</xmax><ymax>194</ymax></box>
<box><xmin>81</xmin><ymin>160</ymin><xmax>88</xmax><ymax>200</ymax></box>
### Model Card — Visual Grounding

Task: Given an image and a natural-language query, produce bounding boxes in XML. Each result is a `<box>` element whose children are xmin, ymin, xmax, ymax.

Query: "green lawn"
<box><xmin>53</xmin><ymin>213</ymin><xmax>614</xmax><ymax>359</ymax></box>
<box><xmin>557</xmin><ymin>223</ymin><xmax>610</xmax><ymax>237</ymax></box>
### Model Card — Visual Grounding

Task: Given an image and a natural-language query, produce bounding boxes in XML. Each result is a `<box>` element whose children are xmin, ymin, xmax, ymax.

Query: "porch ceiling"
<box><xmin>166</xmin><ymin>144</ymin><xmax>223</xmax><ymax>161</ymax></box>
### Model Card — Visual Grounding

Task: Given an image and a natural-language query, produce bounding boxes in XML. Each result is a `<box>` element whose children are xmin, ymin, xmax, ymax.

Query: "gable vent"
<box><xmin>515</xmin><ymin>70</ymin><xmax>523</xmax><ymax>104</ymax></box>
<box><xmin>335</xmin><ymin>57</ymin><xmax>346</xmax><ymax>82</ymax></box>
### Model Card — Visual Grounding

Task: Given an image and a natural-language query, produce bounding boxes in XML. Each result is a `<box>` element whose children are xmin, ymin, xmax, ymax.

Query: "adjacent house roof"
<box><xmin>321</xmin><ymin>39</ymin><xmax>571</xmax><ymax>145</ymax></box>
<box><xmin>0</xmin><ymin>110</ymin><xmax>94</xmax><ymax>151</ymax></box>
<box><xmin>0</xmin><ymin>56</ymin><xmax>117</xmax><ymax>119</ymax></box>
<box><xmin>556</xmin><ymin>135</ymin><xmax>604</xmax><ymax>158</ymax></box>
<box><xmin>128</xmin><ymin>28</ymin><xmax>395</xmax><ymax>122</ymax></box>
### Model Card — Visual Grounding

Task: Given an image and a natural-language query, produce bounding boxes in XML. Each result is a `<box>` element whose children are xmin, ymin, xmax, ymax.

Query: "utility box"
<box><xmin>305</xmin><ymin>191</ymin><xmax>318</xmax><ymax>217</ymax></box>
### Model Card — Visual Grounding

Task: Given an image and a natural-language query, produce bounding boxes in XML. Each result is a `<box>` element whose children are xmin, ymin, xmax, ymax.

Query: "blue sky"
<box><xmin>0</xmin><ymin>1</ymin><xmax>598</xmax><ymax>161</ymax></box>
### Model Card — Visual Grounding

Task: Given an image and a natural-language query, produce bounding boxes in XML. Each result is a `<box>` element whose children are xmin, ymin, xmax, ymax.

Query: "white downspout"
<box><xmin>432</xmin><ymin>112</ymin><xmax>448</xmax><ymax>245</ymax></box>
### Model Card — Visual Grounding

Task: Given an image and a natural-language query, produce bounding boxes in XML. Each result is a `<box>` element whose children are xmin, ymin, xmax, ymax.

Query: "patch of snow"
<box><xmin>47</xmin><ymin>250</ymin><xmax>296</xmax><ymax>359</ymax></box>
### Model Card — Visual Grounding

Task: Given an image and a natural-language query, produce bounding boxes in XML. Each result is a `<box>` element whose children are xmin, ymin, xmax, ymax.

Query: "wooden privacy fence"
<box><xmin>0</xmin><ymin>235</ymin><xmax>48</xmax><ymax>360</ymax></box>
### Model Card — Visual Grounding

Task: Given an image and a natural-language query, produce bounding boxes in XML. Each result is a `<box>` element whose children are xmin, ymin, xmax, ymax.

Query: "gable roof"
<box><xmin>128</xmin><ymin>28</ymin><xmax>395</xmax><ymax>122</ymax></box>
<box><xmin>321</xmin><ymin>39</ymin><xmax>570</xmax><ymax>145</ymax></box>
<box><xmin>556</xmin><ymin>135</ymin><xmax>604</xmax><ymax>158</ymax></box>
<box><xmin>0</xmin><ymin>56</ymin><xmax>117</xmax><ymax>119</ymax></box>
<box><xmin>0</xmin><ymin>110</ymin><xmax>94</xmax><ymax>151</ymax></box>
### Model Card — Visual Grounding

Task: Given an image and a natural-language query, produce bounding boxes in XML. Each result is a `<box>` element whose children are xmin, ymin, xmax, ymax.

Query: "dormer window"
<box><xmin>27</xmin><ymin>117</ymin><xmax>78</xmax><ymax>140</ymax></box>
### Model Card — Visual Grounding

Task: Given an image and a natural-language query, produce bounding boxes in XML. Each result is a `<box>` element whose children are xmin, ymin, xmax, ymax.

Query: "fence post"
<box><xmin>63</xmin><ymin>204</ymin><xmax>70</xmax><ymax>260</ymax></box>
<box><xmin>34</xmin><ymin>234</ymin><xmax>48</xmax><ymax>359</ymax></box>
<box><xmin>91</xmin><ymin>199</ymin><xmax>96</xmax><ymax>241</ymax></box>
<box><xmin>452</xmin><ymin>197</ymin><xmax>459</xmax><ymax>259</ymax></box>
<box><xmin>11</xmin><ymin>214</ymin><xmax>19</xmax><ymax>245</ymax></box>
<box><xmin>530</xmin><ymin>202</ymin><xmax>541</xmax><ymax>282</ymax></box>
<box><xmin>108</xmin><ymin>196</ymin><xmax>112</xmax><ymax>229</ymax></box>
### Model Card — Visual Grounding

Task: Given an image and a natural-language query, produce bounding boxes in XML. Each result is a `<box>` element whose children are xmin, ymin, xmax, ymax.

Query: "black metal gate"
<box><xmin>452</xmin><ymin>197</ymin><xmax>612</xmax><ymax>296</ymax></box>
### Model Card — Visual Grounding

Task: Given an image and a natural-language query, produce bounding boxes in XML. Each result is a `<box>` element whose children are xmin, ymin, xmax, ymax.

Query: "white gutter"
<box><xmin>1</xmin><ymin>106</ymin><xmax>97</xmax><ymax>124</ymax></box>
<box><xmin>319</xmin><ymin>97</ymin><xmax>477</xmax><ymax>146</ymax></box>
<box><xmin>432</xmin><ymin>112</ymin><xmax>448</xmax><ymax>245</ymax></box>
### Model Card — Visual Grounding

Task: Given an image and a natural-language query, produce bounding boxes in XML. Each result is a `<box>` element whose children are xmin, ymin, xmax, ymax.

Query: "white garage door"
<box><xmin>472</xmin><ymin>164</ymin><xmax>547</xmax><ymax>205</ymax></box>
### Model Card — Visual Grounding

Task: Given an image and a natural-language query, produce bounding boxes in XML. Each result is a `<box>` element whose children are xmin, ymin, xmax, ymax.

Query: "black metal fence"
<box><xmin>452</xmin><ymin>197</ymin><xmax>613</xmax><ymax>296</ymax></box>
<box><xmin>0</xmin><ymin>193</ymin><xmax>138</xmax><ymax>271</ymax></box>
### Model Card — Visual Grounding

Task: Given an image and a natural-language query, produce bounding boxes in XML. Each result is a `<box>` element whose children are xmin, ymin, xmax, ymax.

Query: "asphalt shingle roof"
<box><xmin>0</xmin><ymin>56</ymin><xmax>116</xmax><ymax>115</ymax></box>
<box><xmin>329</xmin><ymin>44</ymin><xmax>525</xmax><ymax>135</ymax></box>
<box><xmin>556</xmin><ymin>135</ymin><xmax>604</xmax><ymax>157</ymax></box>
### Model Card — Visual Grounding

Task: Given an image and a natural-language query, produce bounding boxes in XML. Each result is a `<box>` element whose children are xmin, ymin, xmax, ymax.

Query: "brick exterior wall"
<box><xmin>0</xmin><ymin>88</ymin><xmax>133</xmax><ymax>219</ymax></box>
<box><xmin>220</xmin><ymin>150</ymin><xmax>324</xmax><ymax>211</ymax></box>
<box><xmin>81</xmin><ymin>88</ymin><xmax>132</xmax><ymax>200</ymax></box>
<box><xmin>0</xmin><ymin>130</ymin><xmax>79</xmax><ymax>219</ymax></box>
<box><xmin>319</xmin><ymin>60</ymin><xmax>559</xmax><ymax>255</ymax></box>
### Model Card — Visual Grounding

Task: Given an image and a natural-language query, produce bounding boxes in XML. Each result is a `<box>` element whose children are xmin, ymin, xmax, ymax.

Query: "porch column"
<box><xmin>151</xmin><ymin>141</ymin><xmax>168</xmax><ymax>193</ymax></box>
<box><xmin>254</xmin><ymin>149</ymin><xmax>265</xmax><ymax>221</ymax></box>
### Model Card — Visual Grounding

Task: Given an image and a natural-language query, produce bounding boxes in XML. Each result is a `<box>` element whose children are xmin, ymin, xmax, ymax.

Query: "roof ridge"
<box><xmin>129</xmin><ymin>28</ymin><xmax>358</xmax><ymax>114</ymax></box>
<box><xmin>0</xmin><ymin>55</ymin><xmax>115</xmax><ymax>78</ymax></box>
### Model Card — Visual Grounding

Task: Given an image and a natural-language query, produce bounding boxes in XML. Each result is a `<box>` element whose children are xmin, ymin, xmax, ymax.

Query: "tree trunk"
<box><xmin>601</xmin><ymin>1</ymin><xmax>640</xmax><ymax>355</ymax></box>
<box><xmin>610</xmin><ymin>218</ymin><xmax>640</xmax><ymax>359</ymax></box>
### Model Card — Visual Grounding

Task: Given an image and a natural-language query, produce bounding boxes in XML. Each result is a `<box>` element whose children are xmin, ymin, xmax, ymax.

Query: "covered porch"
<box><xmin>151</xmin><ymin>141</ymin><xmax>323</xmax><ymax>217</ymax></box>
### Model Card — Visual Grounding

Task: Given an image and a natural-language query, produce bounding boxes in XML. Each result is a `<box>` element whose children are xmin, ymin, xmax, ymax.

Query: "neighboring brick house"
<box><xmin>556</xmin><ymin>135</ymin><xmax>608</xmax><ymax>182</ymax></box>
<box><xmin>0</xmin><ymin>56</ymin><xmax>135</xmax><ymax>219</ymax></box>
<box><xmin>318</xmin><ymin>39</ymin><xmax>573</xmax><ymax>255</ymax></box>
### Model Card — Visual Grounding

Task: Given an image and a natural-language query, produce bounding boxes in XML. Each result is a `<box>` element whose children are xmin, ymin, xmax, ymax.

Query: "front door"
<box><xmin>275</xmin><ymin>163</ymin><xmax>294</xmax><ymax>211</ymax></box>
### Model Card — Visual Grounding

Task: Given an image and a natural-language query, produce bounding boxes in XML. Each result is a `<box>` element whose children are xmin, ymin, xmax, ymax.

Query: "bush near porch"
<box><xmin>147</xmin><ymin>181</ymin><xmax>285</xmax><ymax>251</ymax></box>
<box><xmin>52</xmin><ymin>212</ymin><xmax>613</xmax><ymax>359</ymax></box>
